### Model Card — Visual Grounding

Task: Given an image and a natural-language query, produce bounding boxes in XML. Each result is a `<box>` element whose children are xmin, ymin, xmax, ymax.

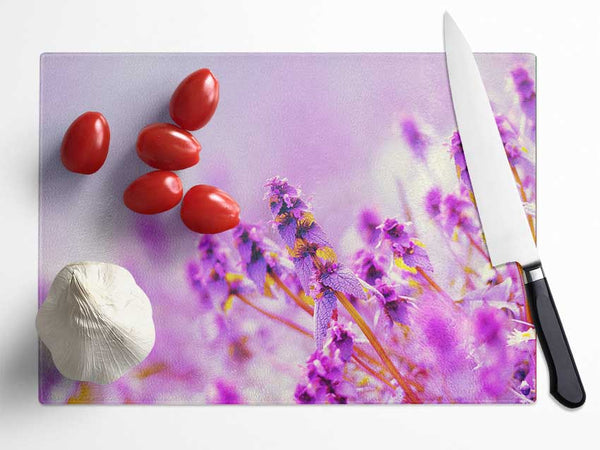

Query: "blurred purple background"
<box><xmin>39</xmin><ymin>53</ymin><xmax>534</xmax><ymax>403</ymax></box>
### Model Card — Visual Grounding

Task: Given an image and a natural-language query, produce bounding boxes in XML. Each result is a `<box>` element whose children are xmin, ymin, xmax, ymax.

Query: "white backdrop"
<box><xmin>0</xmin><ymin>0</ymin><xmax>598</xmax><ymax>448</ymax></box>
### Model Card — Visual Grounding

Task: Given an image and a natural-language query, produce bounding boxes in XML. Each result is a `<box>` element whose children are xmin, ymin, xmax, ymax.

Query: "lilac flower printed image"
<box><xmin>39</xmin><ymin>53</ymin><xmax>536</xmax><ymax>404</ymax></box>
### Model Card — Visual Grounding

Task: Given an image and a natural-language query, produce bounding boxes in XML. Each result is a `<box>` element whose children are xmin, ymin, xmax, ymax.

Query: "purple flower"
<box><xmin>378</xmin><ymin>218</ymin><xmax>433</xmax><ymax>273</ymax></box>
<box><xmin>460</xmin><ymin>279</ymin><xmax>524</xmax><ymax>320</ymax></box>
<box><xmin>213</xmin><ymin>379</ymin><xmax>241</xmax><ymax>404</ymax></box>
<box><xmin>267</xmin><ymin>177</ymin><xmax>366</xmax><ymax>350</ymax></box>
<box><xmin>232</xmin><ymin>222</ymin><xmax>291</xmax><ymax>293</ymax></box>
<box><xmin>274</xmin><ymin>213</ymin><xmax>298</xmax><ymax>247</ymax></box>
<box><xmin>401</xmin><ymin>241</ymin><xmax>433</xmax><ymax>272</ymax></box>
<box><xmin>440</xmin><ymin>191</ymin><xmax>478</xmax><ymax>236</ymax></box>
<box><xmin>233</xmin><ymin>223</ymin><xmax>268</xmax><ymax>290</ymax></box>
<box><xmin>295</xmin><ymin>323</ymin><xmax>356</xmax><ymax>404</ymax></box>
<box><xmin>188</xmin><ymin>236</ymin><xmax>232</xmax><ymax>309</ymax></box>
<box><xmin>313</xmin><ymin>261</ymin><xmax>364</xmax><ymax>348</ymax></box>
<box><xmin>496</xmin><ymin>115</ymin><xmax>536</xmax><ymax>190</ymax></box>
<box><xmin>374</xmin><ymin>279</ymin><xmax>411</xmax><ymax>325</ymax></box>
<box><xmin>424</xmin><ymin>316</ymin><xmax>458</xmax><ymax>353</ymax></box>
<box><xmin>489</xmin><ymin>263</ymin><xmax>527</xmax><ymax>308</ymax></box>
<box><xmin>357</xmin><ymin>208</ymin><xmax>382</xmax><ymax>246</ymax></box>
<box><xmin>425</xmin><ymin>187</ymin><xmax>442</xmax><ymax>219</ymax></box>
<box><xmin>266</xmin><ymin>177</ymin><xmax>332</xmax><ymax>249</ymax></box>
<box><xmin>450</xmin><ymin>117</ymin><xmax>533</xmax><ymax>194</ymax></box>
<box><xmin>197</xmin><ymin>235</ymin><xmax>231</xmax><ymax>275</ymax></box>
<box><xmin>511</xmin><ymin>67</ymin><xmax>536</xmax><ymax>122</ymax></box>
<box><xmin>314</xmin><ymin>289</ymin><xmax>337</xmax><ymax>350</ymax></box>
<box><xmin>264</xmin><ymin>176</ymin><xmax>305</xmax><ymax>215</ymax></box>
<box><xmin>233</xmin><ymin>223</ymin><xmax>262</xmax><ymax>263</ymax></box>
<box><xmin>226</xmin><ymin>274</ymin><xmax>254</xmax><ymax>298</ymax></box>
<box><xmin>514</xmin><ymin>360</ymin><xmax>530</xmax><ymax>383</ymax></box>
<box><xmin>469</xmin><ymin>306</ymin><xmax>519</xmax><ymax>399</ymax></box>
<box><xmin>295</xmin><ymin>214</ymin><xmax>330</xmax><ymax>246</ymax></box>
<box><xmin>289</xmin><ymin>240</ymin><xmax>320</xmax><ymax>292</ymax></box>
<box><xmin>449</xmin><ymin>131</ymin><xmax>473</xmax><ymax>191</ymax></box>
<box><xmin>351</xmin><ymin>249</ymin><xmax>387</xmax><ymax>286</ymax></box>
<box><xmin>473</xmin><ymin>307</ymin><xmax>507</xmax><ymax>346</ymax></box>
<box><xmin>400</xmin><ymin>117</ymin><xmax>429</xmax><ymax>159</ymax></box>
<box><xmin>327</xmin><ymin>321</ymin><xmax>355</xmax><ymax>362</ymax></box>
<box><xmin>519</xmin><ymin>379</ymin><xmax>531</xmax><ymax>397</ymax></box>
<box><xmin>496</xmin><ymin>115</ymin><xmax>522</xmax><ymax>165</ymax></box>
<box><xmin>380</xmin><ymin>218</ymin><xmax>412</xmax><ymax>248</ymax></box>
<box><xmin>513</xmin><ymin>360</ymin><xmax>535</xmax><ymax>399</ymax></box>
<box><xmin>295</xmin><ymin>351</ymin><xmax>346</xmax><ymax>404</ymax></box>
<box><xmin>318</xmin><ymin>261</ymin><xmax>365</xmax><ymax>299</ymax></box>
<box><xmin>265</xmin><ymin>177</ymin><xmax>313</xmax><ymax>247</ymax></box>
<box><xmin>294</xmin><ymin>382</ymin><xmax>321</xmax><ymax>404</ymax></box>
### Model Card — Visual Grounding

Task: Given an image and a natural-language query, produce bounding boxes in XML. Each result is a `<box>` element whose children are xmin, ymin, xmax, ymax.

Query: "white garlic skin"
<box><xmin>36</xmin><ymin>262</ymin><xmax>155</xmax><ymax>384</ymax></box>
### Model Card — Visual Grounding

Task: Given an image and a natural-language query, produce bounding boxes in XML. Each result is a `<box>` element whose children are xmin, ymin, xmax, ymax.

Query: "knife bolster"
<box><xmin>523</xmin><ymin>263</ymin><xmax>544</xmax><ymax>284</ymax></box>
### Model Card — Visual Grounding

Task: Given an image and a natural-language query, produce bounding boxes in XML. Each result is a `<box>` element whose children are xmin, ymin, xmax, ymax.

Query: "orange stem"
<box><xmin>270</xmin><ymin>273</ymin><xmax>314</xmax><ymax>315</ymax></box>
<box><xmin>351</xmin><ymin>354</ymin><xmax>396</xmax><ymax>391</ymax></box>
<box><xmin>271</xmin><ymin>274</ymin><xmax>401</xmax><ymax>375</ymax></box>
<box><xmin>235</xmin><ymin>294</ymin><xmax>312</xmax><ymax>337</ymax></box>
<box><xmin>416</xmin><ymin>267</ymin><xmax>454</xmax><ymax>304</ymax></box>
<box><xmin>354</xmin><ymin>346</ymin><xmax>383</xmax><ymax>369</ymax></box>
<box><xmin>238</xmin><ymin>293</ymin><xmax>403</xmax><ymax>391</ymax></box>
<box><xmin>268</xmin><ymin>271</ymin><xmax>424</xmax><ymax>396</ymax></box>
<box><xmin>354</xmin><ymin>345</ymin><xmax>424</xmax><ymax>391</ymax></box>
<box><xmin>515</xmin><ymin>264</ymin><xmax>534</xmax><ymax>325</ymax></box>
<box><xmin>335</xmin><ymin>292</ymin><xmax>420</xmax><ymax>403</ymax></box>
<box><xmin>467</xmin><ymin>233</ymin><xmax>489</xmax><ymax>260</ymax></box>
<box><xmin>511</xmin><ymin>165</ymin><xmax>536</xmax><ymax>242</ymax></box>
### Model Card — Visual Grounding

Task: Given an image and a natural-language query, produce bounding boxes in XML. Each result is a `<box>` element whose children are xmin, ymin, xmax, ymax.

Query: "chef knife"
<box><xmin>443</xmin><ymin>12</ymin><xmax>585</xmax><ymax>408</ymax></box>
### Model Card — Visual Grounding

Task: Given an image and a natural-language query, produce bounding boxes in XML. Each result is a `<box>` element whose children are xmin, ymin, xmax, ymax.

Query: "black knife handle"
<box><xmin>523</xmin><ymin>264</ymin><xmax>585</xmax><ymax>408</ymax></box>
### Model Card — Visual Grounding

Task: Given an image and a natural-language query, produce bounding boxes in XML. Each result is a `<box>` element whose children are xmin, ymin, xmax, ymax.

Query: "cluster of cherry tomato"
<box><xmin>60</xmin><ymin>69</ymin><xmax>240</xmax><ymax>234</ymax></box>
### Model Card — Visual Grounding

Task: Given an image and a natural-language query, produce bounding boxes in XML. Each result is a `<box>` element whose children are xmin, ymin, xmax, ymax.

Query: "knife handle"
<box><xmin>523</xmin><ymin>264</ymin><xmax>586</xmax><ymax>408</ymax></box>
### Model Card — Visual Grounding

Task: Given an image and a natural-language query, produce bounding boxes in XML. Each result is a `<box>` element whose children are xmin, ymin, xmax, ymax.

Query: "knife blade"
<box><xmin>444</xmin><ymin>12</ymin><xmax>585</xmax><ymax>408</ymax></box>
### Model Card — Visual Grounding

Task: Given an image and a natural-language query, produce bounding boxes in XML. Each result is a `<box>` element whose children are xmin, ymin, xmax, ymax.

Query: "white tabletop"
<box><xmin>0</xmin><ymin>1</ymin><xmax>598</xmax><ymax>449</ymax></box>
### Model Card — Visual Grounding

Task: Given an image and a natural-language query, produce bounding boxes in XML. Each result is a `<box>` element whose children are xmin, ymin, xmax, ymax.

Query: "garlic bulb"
<box><xmin>36</xmin><ymin>262</ymin><xmax>155</xmax><ymax>384</ymax></box>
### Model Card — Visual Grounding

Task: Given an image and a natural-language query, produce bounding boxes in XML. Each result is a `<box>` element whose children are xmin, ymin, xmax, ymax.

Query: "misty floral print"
<box><xmin>39</xmin><ymin>56</ymin><xmax>536</xmax><ymax>404</ymax></box>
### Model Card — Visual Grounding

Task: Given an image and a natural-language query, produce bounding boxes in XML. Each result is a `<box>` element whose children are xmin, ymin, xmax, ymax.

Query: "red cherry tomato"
<box><xmin>180</xmin><ymin>185</ymin><xmax>240</xmax><ymax>234</ymax></box>
<box><xmin>136</xmin><ymin>123</ymin><xmax>201</xmax><ymax>170</ymax></box>
<box><xmin>169</xmin><ymin>68</ymin><xmax>219</xmax><ymax>131</ymax></box>
<box><xmin>60</xmin><ymin>111</ymin><xmax>110</xmax><ymax>174</ymax></box>
<box><xmin>123</xmin><ymin>171</ymin><xmax>183</xmax><ymax>214</ymax></box>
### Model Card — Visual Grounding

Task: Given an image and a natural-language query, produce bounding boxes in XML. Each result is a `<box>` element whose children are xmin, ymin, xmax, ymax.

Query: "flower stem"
<box><xmin>238</xmin><ymin>293</ymin><xmax>406</xmax><ymax>392</ymax></box>
<box><xmin>267</xmin><ymin>273</ymin><xmax>424</xmax><ymax>396</ymax></box>
<box><xmin>515</xmin><ymin>265</ymin><xmax>534</xmax><ymax>325</ymax></box>
<box><xmin>416</xmin><ymin>267</ymin><xmax>454</xmax><ymax>304</ymax></box>
<box><xmin>235</xmin><ymin>293</ymin><xmax>312</xmax><ymax>337</ymax></box>
<box><xmin>351</xmin><ymin>354</ymin><xmax>396</xmax><ymax>392</ymax></box>
<box><xmin>270</xmin><ymin>273</ymin><xmax>314</xmax><ymax>315</ymax></box>
<box><xmin>272</xmin><ymin>273</ymin><xmax>423</xmax><ymax>395</ymax></box>
<box><xmin>335</xmin><ymin>292</ymin><xmax>420</xmax><ymax>403</ymax></box>
<box><xmin>511</xmin><ymin>165</ymin><xmax>536</xmax><ymax>241</ymax></box>
<box><xmin>467</xmin><ymin>233</ymin><xmax>489</xmax><ymax>260</ymax></box>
